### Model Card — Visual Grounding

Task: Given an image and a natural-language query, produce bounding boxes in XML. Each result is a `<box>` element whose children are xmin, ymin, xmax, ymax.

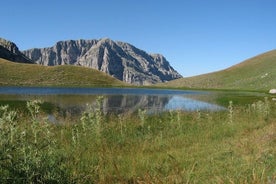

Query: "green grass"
<box><xmin>0</xmin><ymin>58</ymin><xmax>127</xmax><ymax>87</ymax></box>
<box><xmin>159</xmin><ymin>50</ymin><xmax>276</xmax><ymax>91</ymax></box>
<box><xmin>0</xmin><ymin>97</ymin><xmax>275</xmax><ymax>183</ymax></box>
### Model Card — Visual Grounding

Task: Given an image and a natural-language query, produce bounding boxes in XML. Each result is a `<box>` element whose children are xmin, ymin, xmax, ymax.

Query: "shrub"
<box><xmin>0</xmin><ymin>103</ymin><xmax>71</xmax><ymax>183</ymax></box>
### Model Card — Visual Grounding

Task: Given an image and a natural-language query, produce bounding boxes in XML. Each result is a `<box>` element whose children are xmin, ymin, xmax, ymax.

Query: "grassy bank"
<box><xmin>159</xmin><ymin>50</ymin><xmax>276</xmax><ymax>91</ymax></box>
<box><xmin>0</xmin><ymin>58</ymin><xmax>126</xmax><ymax>87</ymax></box>
<box><xmin>0</xmin><ymin>98</ymin><xmax>275</xmax><ymax>183</ymax></box>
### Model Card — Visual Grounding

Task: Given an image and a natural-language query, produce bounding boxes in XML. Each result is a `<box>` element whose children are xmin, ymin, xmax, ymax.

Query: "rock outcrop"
<box><xmin>269</xmin><ymin>89</ymin><xmax>276</xmax><ymax>94</ymax></box>
<box><xmin>23</xmin><ymin>38</ymin><xmax>182</xmax><ymax>85</ymax></box>
<box><xmin>0</xmin><ymin>38</ymin><xmax>32</xmax><ymax>63</ymax></box>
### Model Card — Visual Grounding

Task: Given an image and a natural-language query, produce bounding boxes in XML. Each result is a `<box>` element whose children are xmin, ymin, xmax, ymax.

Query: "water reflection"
<box><xmin>101</xmin><ymin>95</ymin><xmax>170</xmax><ymax>114</ymax></box>
<box><xmin>0</xmin><ymin>87</ymin><xmax>226</xmax><ymax>117</ymax></box>
<box><xmin>36</xmin><ymin>94</ymin><xmax>225</xmax><ymax>115</ymax></box>
<box><xmin>164</xmin><ymin>96</ymin><xmax>225</xmax><ymax>111</ymax></box>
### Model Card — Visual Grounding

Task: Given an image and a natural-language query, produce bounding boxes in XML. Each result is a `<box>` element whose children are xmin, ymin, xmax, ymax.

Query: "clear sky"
<box><xmin>1</xmin><ymin>0</ymin><xmax>276</xmax><ymax>76</ymax></box>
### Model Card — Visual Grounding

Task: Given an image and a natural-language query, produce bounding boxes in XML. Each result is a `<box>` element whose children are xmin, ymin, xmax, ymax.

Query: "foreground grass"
<box><xmin>0</xmin><ymin>98</ymin><xmax>275</xmax><ymax>183</ymax></box>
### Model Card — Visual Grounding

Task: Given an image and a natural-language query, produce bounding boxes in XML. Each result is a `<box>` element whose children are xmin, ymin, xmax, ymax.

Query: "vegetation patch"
<box><xmin>159</xmin><ymin>50</ymin><xmax>276</xmax><ymax>91</ymax></box>
<box><xmin>0</xmin><ymin>58</ymin><xmax>127</xmax><ymax>87</ymax></box>
<box><xmin>0</xmin><ymin>97</ymin><xmax>275</xmax><ymax>183</ymax></box>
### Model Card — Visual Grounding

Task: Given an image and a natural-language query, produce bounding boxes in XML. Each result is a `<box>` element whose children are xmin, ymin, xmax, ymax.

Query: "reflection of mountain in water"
<box><xmin>49</xmin><ymin>95</ymin><xmax>171</xmax><ymax>116</ymax></box>
<box><xmin>37</xmin><ymin>95</ymin><xmax>171</xmax><ymax>122</ymax></box>
<box><xmin>102</xmin><ymin>95</ymin><xmax>170</xmax><ymax>114</ymax></box>
<box><xmin>0</xmin><ymin>87</ymin><xmax>226</xmax><ymax>122</ymax></box>
<box><xmin>48</xmin><ymin>94</ymin><xmax>225</xmax><ymax>118</ymax></box>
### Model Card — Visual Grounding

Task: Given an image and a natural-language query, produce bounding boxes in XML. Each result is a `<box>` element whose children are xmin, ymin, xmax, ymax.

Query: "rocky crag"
<box><xmin>0</xmin><ymin>38</ymin><xmax>32</xmax><ymax>63</ymax></box>
<box><xmin>23</xmin><ymin>38</ymin><xmax>182</xmax><ymax>85</ymax></box>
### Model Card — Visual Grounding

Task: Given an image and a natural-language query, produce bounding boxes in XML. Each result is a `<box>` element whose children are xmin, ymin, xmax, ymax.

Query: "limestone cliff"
<box><xmin>23</xmin><ymin>38</ymin><xmax>182</xmax><ymax>85</ymax></box>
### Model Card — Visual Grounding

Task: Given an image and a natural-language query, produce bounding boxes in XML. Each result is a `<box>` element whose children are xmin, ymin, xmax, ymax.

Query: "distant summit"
<box><xmin>23</xmin><ymin>38</ymin><xmax>182</xmax><ymax>85</ymax></box>
<box><xmin>0</xmin><ymin>38</ymin><xmax>32</xmax><ymax>63</ymax></box>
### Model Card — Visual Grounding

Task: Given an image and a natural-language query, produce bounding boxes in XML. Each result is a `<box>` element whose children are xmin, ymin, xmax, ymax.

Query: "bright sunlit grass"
<box><xmin>159</xmin><ymin>50</ymin><xmax>276</xmax><ymax>91</ymax></box>
<box><xmin>0</xmin><ymin>58</ymin><xmax>126</xmax><ymax>87</ymax></box>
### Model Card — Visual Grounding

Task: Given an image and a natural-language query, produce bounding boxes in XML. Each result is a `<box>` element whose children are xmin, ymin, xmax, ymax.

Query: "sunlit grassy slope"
<box><xmin>159</xmin><ymin>50</ymin><xmax>276</xmax><ymax>91</ymax></box>
<box><xmin>0</xmin><ymin>58</ymin><xmax>127</xmax><ymax>87</ymax></box>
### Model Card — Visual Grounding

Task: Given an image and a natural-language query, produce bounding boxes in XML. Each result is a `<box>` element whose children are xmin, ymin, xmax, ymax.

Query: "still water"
<box><xmin>0</xmin><ymin>87</ymin><xmax>225</xmax><ymax>115</ymax></box>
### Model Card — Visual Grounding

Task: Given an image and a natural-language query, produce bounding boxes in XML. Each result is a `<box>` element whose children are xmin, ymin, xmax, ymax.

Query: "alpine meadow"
<box><xmin>0</xmin><ymin>37</ymin><xmax>275</xmax><ymax>183</ymax></box>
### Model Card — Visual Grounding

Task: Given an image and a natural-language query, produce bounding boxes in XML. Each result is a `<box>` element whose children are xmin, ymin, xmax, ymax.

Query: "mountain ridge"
<box><xmin>0</xmin><ymin>38</ymin><xmax>32</xmax><ymax>63</ymax></box>
<box><xmin>23</xmin><ymin>38</ymin><xmax>182</xmax><ymax>85</ymax></box>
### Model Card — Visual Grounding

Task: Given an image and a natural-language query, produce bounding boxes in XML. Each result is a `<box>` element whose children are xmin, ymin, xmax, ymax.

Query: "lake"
<box><xmin>0</xmin><ymin>87</ymin><xmax>225</xmax><ymax>116</ymax></box>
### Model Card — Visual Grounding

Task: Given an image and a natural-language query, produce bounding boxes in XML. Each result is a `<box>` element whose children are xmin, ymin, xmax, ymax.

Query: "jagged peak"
<box><xmin>150</xmin><ymin>53</ymin><xmax>163</xmax><ymax>57</ymax></box>
<box><xmin>0</xmin><ymin>37</ymin><xmax>13</xmax><ymax>45</ymax></box>
<box><xmin>97</xmin><ymin>37</ymin><xmax>116</xmax><ymax>46</ymax></box>
<box><xmin>116</xmin><ymin>41</ymin><xmax>134</xmax><ymax>49</ymax></box>
<box><xmin>22</xmin><ymin>38</ymin><xmax>182</xmax><ymax>84</ymax></box>
<box><xmin>0</xmin><ymin>38</ymin><xmax>32</xmax><ymax>63</ymax></box>
<box><xmin>0</xmin><ymin>37</ymin><xmax>20</xmax><ymax>54</ymax></box>
<box><xmin>99</xmin><ymin>37</ymin><xmax>111</xmax><ymax>42</ymax></box>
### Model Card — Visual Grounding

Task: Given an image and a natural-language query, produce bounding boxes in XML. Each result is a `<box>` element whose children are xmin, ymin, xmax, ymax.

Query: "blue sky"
<box><xmin>1</xmin><ymin>0</ymin><xmax>276</xmax><ymax>76</ymax></box>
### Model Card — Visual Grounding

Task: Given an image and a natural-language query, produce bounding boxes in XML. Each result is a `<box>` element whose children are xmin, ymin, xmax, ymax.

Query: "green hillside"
<box><xmin>160</xmin><ymin>50</ymin><xmax>276</xmax><ymax>91</ymax></box>
<box><xmin>0</xmin><ymin>58</ymin><xmax>127</xmax><ymax>87</ymax></box>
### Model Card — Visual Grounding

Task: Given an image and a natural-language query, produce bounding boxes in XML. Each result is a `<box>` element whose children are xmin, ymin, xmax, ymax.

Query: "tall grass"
<box><xmin>0</xmin><ymin>97</ymin><xmax>275</xmax><ymax>183</ymax></box>
<box><xmin>0</xmin><ymin>100</ymin><xmax>70</xmax><ymax>183</ymax></box>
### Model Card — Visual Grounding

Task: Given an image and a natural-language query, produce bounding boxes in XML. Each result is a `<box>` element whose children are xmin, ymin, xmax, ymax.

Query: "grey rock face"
<box><xmin>0</xmin><ymin>38</ymin><xmax>32</xmax><ymax>63</ymax></box>
<box><xmin>269</xmin><ymin>89</ymin><xmax>276</xmax><ymax>94</ymax></box>
<box><xmin>23</xmin><ymin>38</ymin><xmax>182</xmax><ymax>85</ymax></box>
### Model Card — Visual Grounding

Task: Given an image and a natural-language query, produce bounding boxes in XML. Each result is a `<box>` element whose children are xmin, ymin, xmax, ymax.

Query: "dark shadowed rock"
<box><xmin>23</xmin><ymin>38</ymin><xmax>182</xmax><ymax>85</ymax></box>
<box><xmin>0</xmin><ymin>38</ymin><xmax>32</xmax><ymax>63</ymax></box>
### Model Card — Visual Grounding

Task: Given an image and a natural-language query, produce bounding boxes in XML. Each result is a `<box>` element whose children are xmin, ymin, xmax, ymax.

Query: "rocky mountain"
<box><xmin>23</xmin><ymin>38</ymin><xmax>182</xmax><ymax>85</ymax></box>
<box><xmin>0</xmin><ymin>38</ymin><xmax>32</xmax><ymax>63</ymax></box>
